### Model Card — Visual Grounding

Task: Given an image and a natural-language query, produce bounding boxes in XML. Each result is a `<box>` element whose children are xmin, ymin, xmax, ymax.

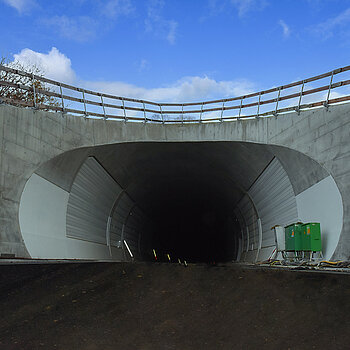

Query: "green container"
<box><xmin>303</xmin><ymin>223</ymin><xmax>322</xmax><ymax>252</ymax></box>
<box><xmin>301</xmin><ymin>224</ymin><xmax>311</xmax><ymax>251</ymax></box>
<box><xmin>285</xmin><ymin>223</ymin><xmax>303</xmax><ymax>251</ymax></box>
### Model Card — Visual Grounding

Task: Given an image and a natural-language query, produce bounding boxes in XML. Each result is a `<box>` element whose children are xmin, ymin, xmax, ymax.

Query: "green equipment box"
<box><xmin>302</xmin><ymin>223</ymin><xmax>322</xmax><ymax>252</ymax></box>
<box><xmin>285</xmin><ymin>223</ymin><xmax>303</xmax><ymax>251</ymax></box>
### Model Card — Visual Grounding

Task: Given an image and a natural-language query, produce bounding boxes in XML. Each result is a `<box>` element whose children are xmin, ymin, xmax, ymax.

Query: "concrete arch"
<box><xmin>0</xmin><ymin>103</ymin><xmax>349</xmax><ymax>260</ymax></box>
<box><xmin>18</xmin><ymin>141</ymin><xmax>342</xmax><ymax>262</ymax></box>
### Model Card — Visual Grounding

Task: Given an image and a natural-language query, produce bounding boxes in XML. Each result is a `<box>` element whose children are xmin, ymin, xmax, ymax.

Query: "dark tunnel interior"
<box><xmin>146</xmin><ymin>176</ymin><xmax>241</xmax><ymax>263</ymax></box>
<box><xmin>91</xmin><ymin>142</ymin><xmax>276</xmax><ymax>263</ymax></box>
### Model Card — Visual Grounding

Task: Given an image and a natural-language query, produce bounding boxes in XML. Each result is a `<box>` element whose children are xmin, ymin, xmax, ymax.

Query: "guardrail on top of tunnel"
<box><xmin>1</xmin><ymin>64</ymin><xmax>350</xmax><ymax>123</ymax></box>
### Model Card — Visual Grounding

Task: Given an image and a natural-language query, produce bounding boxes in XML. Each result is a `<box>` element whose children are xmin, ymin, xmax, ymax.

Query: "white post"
<box><xmin>123</xmin><ymin>240</ymin><xmax>134</xmax><ymax>260</ymax></box>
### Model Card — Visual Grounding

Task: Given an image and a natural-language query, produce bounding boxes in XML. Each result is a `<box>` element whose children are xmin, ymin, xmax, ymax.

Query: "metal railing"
<box><xmin>1</xmin><ymin>64</ymin><xmax>350</xmax><ymax>123</ymax></box>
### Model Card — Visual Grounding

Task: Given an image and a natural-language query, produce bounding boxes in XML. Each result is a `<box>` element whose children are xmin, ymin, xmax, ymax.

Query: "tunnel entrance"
<box><xmin>19</xmin><ymin>141</ymin><xmax>342</xmax><ymax>263</ymax></box>
<box><xmin>91</xmin><ymin>142</ymin><xmax>274</xmax><ymax>263</ymax></box>
<box><xmin>150</xmin><ymin>180</ymin><xmax>239</xmax><ymax>263</ymax></box>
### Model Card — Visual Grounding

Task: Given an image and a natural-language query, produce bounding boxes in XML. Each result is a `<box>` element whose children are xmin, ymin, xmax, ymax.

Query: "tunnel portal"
<box><xmin>18</xmin><ymin>142</ymin><xmax>342</xmax><ymax>263</ymax></box>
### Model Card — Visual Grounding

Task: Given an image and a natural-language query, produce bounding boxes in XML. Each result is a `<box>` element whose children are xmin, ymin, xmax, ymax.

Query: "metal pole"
<box><xmin>324</xmin><ymin>71</ymin><xmax>334</xmax><ymax>109</ymax></box>
<box><xmin>123</xmin><ymin>240</ymin><xmax>134</xmax><ymax>260</ymax></box>
<box><xmin>82</xmin><ymin>89</ymin><xmax>87</xmax><ymax>117</ymax></box>
<box><xmin>220</xmin><ymin>101</ymin><xmax>225</xmax><ymax>122</ymax></box>
<box><xmin>274</xmin><ymin>88</ymin><xmax>281</xmax><ymax>117</ymax></box>
<box><xmin>256</xmin><ymin>93</ymin><xmax>261</xmax><ymax>119</ymax></box>
<box><xmin>296</xmin><ymin>81</ymin><xmax>304</xmax><ymax>115</ymax></box>
<box><xmin>31</xmin><ymin>73</ymin><xmax>37</xmax><ymax>108</ymax></box>
<box><xmin>143</xmin><ymin>102</ymin><xmax>147</xmax><ymax>123</ymax></box>
<box><xmin>100</xmin><ymin>94</ymin><xmax>106</xmax><ymax>119</ymax></box>
<box><xmin>122</xmin><ymin>98</ymin><xmax>127</xmax><ymax>122</ymax></box>
<box><xmin>238</xmin><ymin>98</ymin><xmax>243</xmax><ymax>120</ymax></box>
<box><xmin>59</xmin><ymin>84</ymin><xmax>65</xmax><ymax>114</ymax></box>
<box><xmin>160</xmin><ymin>105</ymin><xmax>164</xmax><ymax>124</ymax></box>
<box><xmin>181</xmin><ymin>104</ymin><xmax>184</xmax><ymax>125</ymax></box>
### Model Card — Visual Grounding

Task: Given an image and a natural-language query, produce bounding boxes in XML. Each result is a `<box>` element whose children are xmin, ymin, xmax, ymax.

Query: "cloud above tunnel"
<box><xmin>10</xmin><ymin>47</ymin><xmax>256</xmax><ymax>102</ymax></box>
<box><xmin>84</xmin><ymin>76</ymin><xmax>255</xmax><ymax>103</ymax></box>
<box><xmin>42</xmin><ymin>15</ymin><xmax>98</xmax><ymax>43</ymax></box>
<box><xmin>13</xmin><ymin>47</ymin><xmax>76</xmax><ymax>84</ymax></box>
<box><xmin>311</xmin><ymin>7</ymin><xmax>350</xmax><ymax>40</ymax></box>
<box><xmin>2</xmin><ymin>0</ymin><xmax>36</xmax><ymax>14</ymax></box>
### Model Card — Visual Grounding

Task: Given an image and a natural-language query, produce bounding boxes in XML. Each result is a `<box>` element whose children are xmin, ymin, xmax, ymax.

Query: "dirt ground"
<box><xmin>0</xmin><ymin>262</ymin><xmax>350</xmax><ymax>350</ymax></box>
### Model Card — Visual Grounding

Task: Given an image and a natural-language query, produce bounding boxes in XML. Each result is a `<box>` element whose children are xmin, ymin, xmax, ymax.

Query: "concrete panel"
<box><xmin>296</xmin><ymin>175</ymin><xmax>343</xmax><ymax>260</ymax></box>
<box><xmin>19</xmin><ymin>173</ymin><xmax>122</xmax><ymax>260</ymax></box>
<box><xmin>35</xmin><ymin>147</ymin><xmax>92</xmax><ymax>191</ymax></box>
<box><xmin>0</xmin><ymin>197</ymin><xmax>29</xmax><ymax>257</ymax></box>
<box><xmin>19</xmin><ymin>173</ymin><xmax>69</xmax><ymax>258</ymax></box>
<box><xmin>269</xmin><ymin>146</ymin><xmax>329</xmax><ymax>195</ymax></box>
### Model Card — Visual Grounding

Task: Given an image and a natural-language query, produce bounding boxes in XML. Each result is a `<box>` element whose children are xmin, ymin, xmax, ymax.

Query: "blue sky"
<box><xmin>1</xmin><ymin>0</ymin><xmax>350</xmax><ymax>102</ymax></box>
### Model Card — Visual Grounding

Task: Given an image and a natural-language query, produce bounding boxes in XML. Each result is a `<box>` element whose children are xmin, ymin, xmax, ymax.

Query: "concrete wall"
<box><xmin>19</xmin><ymin>173</ymin><xmax>122</xmax><ymax>260</ymax></box>
<box><xmin>1</xmin><ymin>102</ymin><xmax>350</xmax><ymax>260</ymax></box>
<box><xmin>238</xmin><ymin>164</ymin><xmax>342</xmax><ymax>262</ymax></box>
<box><xmin>296</xmin><ymin>175</ymin><xmax>343</xmax><ymax>260</ymax></box>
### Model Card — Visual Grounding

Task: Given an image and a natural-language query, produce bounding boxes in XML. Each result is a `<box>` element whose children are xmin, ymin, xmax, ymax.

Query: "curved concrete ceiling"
<box><xmin>33</xmin><ymin>141</ymin><xmax>330</xmax><ymax>263</ymax></box>
<box><xmin>93</xmin><ymin>142</ymin><xmax>274</xmax><ymax>210</ymax></box>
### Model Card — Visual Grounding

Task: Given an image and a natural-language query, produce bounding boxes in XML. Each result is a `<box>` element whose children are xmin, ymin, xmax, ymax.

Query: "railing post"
<box><xmin>82</xmin><ymin>89</ymin><xmax>87</xmax><ymax>117</ymax></box>
<box><xmin>31</xmin><ymin>73</ymin><xmax>37</xmax><ymax>109</ymax></box>
<box><xmin>59</xmin><ymin>83</ymin><xmax>65</xmax><ymax>114</ymax></box>
<box><xmin>256</xmin><ymin>93</ymin><xmax>261</xmax><ymax>119</ymax></box>
<box><xmin>238</xmin><ymin>98</ymin><xmax>243</xmax><ymax>120</ymax></box>
<box><xmin>200</xmin><ymin>103</ymin><xmax>203</xmax><ymax>123</ymax></box>
<box><xmin>274</xmin><ymin>87</ymin><xmax>281</xmax><ymax>117</ymax></box>
<box><xmin>160</xmin><ymin>105</ymin><xmax>164</xmax><ymax>124</ymax></box>
<box><xmin>143</xmin><ymin>102</ymin><xmax>147</xmax><ymax>123</ymax></box>
<box><xmin>220</xmin><ymin>101</ymin><xmax>225</xmax><ymax>122</ymax></box>
<box><xmin>324</xmin><ymin>71</ymin><xmax>334</xmax><ymax>110</ymax></box>
<box><xmin>122</xmin><ymin>98</ymin><xmax>127</xmax><ymax>122</ymax></box>
<box><xmin>181</xmin><ymin>104</ymin><xmax>184</xmax><ymax>125</ymax></box>
<box><xmin>296</xmin><ymin>80</ymin><xmax>304</xmax><ymax>115</ymax></box>
<box><xmin>100</xmin><ymin>94</ymin><xmax>107</xmax><ymax>119</ymax></box>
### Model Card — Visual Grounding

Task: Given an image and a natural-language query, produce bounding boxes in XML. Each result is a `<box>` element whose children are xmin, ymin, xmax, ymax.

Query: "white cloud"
<box><xmin>84</xmin><ymin>76</ymin><xmax>255</xmax><ymax>103</ymax></box>
<box><xmin>13</xmin><ymin>47</ymin><xmax>76</xmax><ymax>83</ymax></box>
<box><xmin>11</xmin><ymin>47</ymin><xmax>255</xmax><ymax>103</ymax></box>
<box><xmin>306</xmin><ymin>0</ymin><xmax>323</xmax><ymax>10</ymax></box>
<box><xmin>145</xmin><ymin>0</ymin><xmax>178</xmax><ymax>44</ymax></box>
<box><xmin>166</xmin><ymin>20</ymin><xmax>178</xmax><ymax>45</ymax></box>
<box><xmin>312</xmin><ymin>7</ymin><xmax>350</xmax><ymax>39</ymax></box>
<box><xmin>42</xmin><ymin>15</ymin><xmax>97</xmax><ymax>42</ymax></box>
<box><xmin>138</xmin><ymin>59</ymin><xmax>149</xmax><ymax>72</ymax></box>
<box><xmin>101</xmin><ymin>0</ymin><xmax>134</xmax><ymax>18</ymax></box>
<box><xmin>2</xmin><ymin>0</ymin><xmax>36</xmax><ymax>13</ymax></box>
<box><xmin>204</xmin><ymin>0</ymin><xmax>268</xmax><ymax>20</ymax></box>
<box><xmin>279</xmin><ymin>19</ymin><xmax>290</xmax><ymax>38</ymax></box>
<box><xmin>230</xmin><ymin>0</ymin><xmax>268</xmax><ymax>17</ymax></box>
<box><xmin>207</xmin><ymin>0</ymin><xmax>226</xmax><ymax>15</ymax></box>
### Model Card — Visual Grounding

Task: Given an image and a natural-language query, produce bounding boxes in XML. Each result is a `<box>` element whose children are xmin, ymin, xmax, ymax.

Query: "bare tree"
<box><xmin>0</xmin><ymin>57</ymin><xmax>59</xmax><ymax>109</ymax></box>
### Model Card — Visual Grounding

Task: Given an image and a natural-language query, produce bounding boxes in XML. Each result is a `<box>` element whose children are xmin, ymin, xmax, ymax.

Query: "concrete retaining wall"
<box><xmin>1</xmin><ymin>102</ymin><xmax>349</xmax><ymax>260</ymax></box>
